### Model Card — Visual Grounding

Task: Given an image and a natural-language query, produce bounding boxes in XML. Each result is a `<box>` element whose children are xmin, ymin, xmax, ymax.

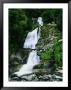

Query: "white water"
<box><xmin>14</xmin><ymin>17</ymin><xmax>43</xmax><ymax>76</ymax></box>
<box><xmin>37</xmin><ymin>17</ymin><xmax>43</xmax><ymax>26</ymax></box>
<box><xmin>23</xmin><ymin>27</ymin><xmax>41</xmax><ymax>49</ymax></box>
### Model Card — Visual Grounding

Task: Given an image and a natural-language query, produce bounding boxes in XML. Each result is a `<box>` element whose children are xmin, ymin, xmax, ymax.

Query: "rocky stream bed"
<box><xmin>9</xmin><ymin>67</ymin><xmax>62</xmax><ymax>81</ymax></box>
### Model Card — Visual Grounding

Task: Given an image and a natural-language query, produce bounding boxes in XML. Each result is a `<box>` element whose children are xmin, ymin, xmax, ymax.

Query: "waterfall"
<box><xmin>23</xmin><ymin>27</ymin><xmax>40</xmax><ymax>49</ymax></box>
<box><xmin>14</xmin><ymin>17</ymin><xmax>43</xmax><ymax>76</ymax></box>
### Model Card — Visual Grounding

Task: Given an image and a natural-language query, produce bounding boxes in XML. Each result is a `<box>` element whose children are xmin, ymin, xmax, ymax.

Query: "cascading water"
<box><xmin>14</xmin><ymin>17</ymin><xmax>43</xmax><ymax>76</ymax></box>
<box><xmin>23</xmin><ymin>27</ymin><xmax>40</xmax><ymax>49</ymax></box>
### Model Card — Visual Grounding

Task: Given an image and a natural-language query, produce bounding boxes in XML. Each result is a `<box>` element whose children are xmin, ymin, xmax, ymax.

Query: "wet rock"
<box><xmin>33</xmin><ymin>76</ymin><xmax>39</xmax><ymax>81</ymax></box>
<box><xmin>52</xmin><ymin>74</ymin><xmax>62</xmax><ymax>81</ymax></box>
<box><xmin>38</xmin><ymin>75</ymin><xmax>51</xmax><ymax>81</ymax></box>
<box><xmin>10</xmin><ymin>74</ymin><xmax>22</xmax><ymax>81</ymax></box>
<box><xmin>21</xmin><ymin>74</ymin><xmax>36</xmax><ymax>81</ymax></box>
<box><xmin>9</xmin><ymin>67</ymin><xmax>63</xmax><ymax>81</ymax></box>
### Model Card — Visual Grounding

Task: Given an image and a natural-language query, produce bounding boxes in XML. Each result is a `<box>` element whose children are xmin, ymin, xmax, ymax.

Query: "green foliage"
<box><xmin>53</xmin><ymin>39</ymin><xmax>62</xmax><ymax>67</ymax></box>
<box><xmin>41</xmin><ymin>9</ymin><xmax>62</xmax><ymax>31</ymax></box>
<box><xmin>40</xmin><ymin>39</ymin><xmax>62</xmax><ymax>68</ymax></box>
<box><xmin>40</xmin><ymin>48</ymin><xmax>53</xmax><ymax>61</ymax></box>
<box><xmin>41</xmin><ymin>24</ymin><xmax>49</xmax><ymax>39</ymax></box>
<box><xmin>9</xmin><ymin>9</ymin><xmax>62</xmax><ymax>71</ymax></box>
<box><xmin>38</xmin><ymin>23</ymin><xmax>62</xmax><ymax>69</ymax></box>
<box><xmin>9</xmin><ymin>9</ymin><xmax>33</xmax><ymax>54</ymax></box>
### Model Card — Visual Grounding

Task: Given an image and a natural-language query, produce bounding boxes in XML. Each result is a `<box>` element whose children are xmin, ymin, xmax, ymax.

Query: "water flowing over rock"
<box><xmin>27</xmin><ymin>50</ymin><xmax>40</xmax><ymax>66</ymax></box>
<box><xmin>23</xmin><ymin>27</ymin><xmax>41</xmax><ymax>49</ymax></box>
<box><xmin>14</xmin><ymin>17</ymin><xmax>43</xmax><ymax>76</ymax></box>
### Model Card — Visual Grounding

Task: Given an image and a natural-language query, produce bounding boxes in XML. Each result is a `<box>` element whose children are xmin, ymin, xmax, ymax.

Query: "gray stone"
<box><xmin>21</xmin><ymin>74</ymin><xmax>36</xmax><ymax>81</ymax></box>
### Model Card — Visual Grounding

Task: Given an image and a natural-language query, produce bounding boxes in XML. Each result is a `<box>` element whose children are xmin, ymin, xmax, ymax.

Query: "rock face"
<box><xmin>10</xmin><ymin>68</ymin><xmax>62</xmax><ymax>81</ymax></box>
